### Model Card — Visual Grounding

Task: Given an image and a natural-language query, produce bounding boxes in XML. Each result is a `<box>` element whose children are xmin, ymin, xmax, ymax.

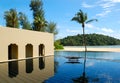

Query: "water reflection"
<box><xmin>54</xmin><ymin>60</ymin><xmax>59</xmax><ymax>73</ymax></box>
<box><xmin>39</xmin><ymin>57</ymin><xmax>45</xmax><ymax>70</ymax></box>
<box><xmin>8</xmin><ymin>61</ymin><xmax>18</xmax><ymax>78</ymax></box>
<box><xmin>26</xmin><ymin>59</ymin><xmax>33</xmax><ymax>73</ymax></box>
<box><xmin>0</xmin><ymin>56</ymin><xmax>54</xmax><ymax>82</ymax></box>
<box><xmin>72</xmin><ymin>51</ymin><xmax>101</xmax><ymax>83</ymax></box>
<box><xmin>72</xmin><ymin>51</ymin><xmax>88</xmax><ymax>83</ymax></box>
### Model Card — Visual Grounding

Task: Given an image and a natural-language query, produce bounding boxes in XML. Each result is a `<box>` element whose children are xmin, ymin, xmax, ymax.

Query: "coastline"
<box><xmin>56</xmin><ymin>46</ymin><xmax>120</xmax><ymax>52</ymax></box>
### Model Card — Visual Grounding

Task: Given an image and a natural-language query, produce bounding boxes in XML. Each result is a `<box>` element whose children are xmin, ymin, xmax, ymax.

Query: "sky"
<box><xmin>0</xmin><ymin>0</ymin><xmax>120</xmax><ymax>39</ymax></box>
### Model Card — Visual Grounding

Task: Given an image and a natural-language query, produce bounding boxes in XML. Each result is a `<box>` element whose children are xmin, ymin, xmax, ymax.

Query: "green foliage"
<box><xmin>54</xmin><ymin>40</ymin><xmax>64</xmax><ymax>50</ymax></box>
<box><xmin>45</xmin><ymin>22</ymin><xmax>58</xmax><ymax>35</ymax></box>
<box><xmin>18</xmin><ymin>12</ymin><xmax>32</xmax><ymax>30</ymax></box>
<box><xmin>30</xmin><ymin>0</ymin><xmax>47</xmax><ymax>31</ymax></box>
<box><xmin>60</xmin><ymin>34</ymin><xmax>120</xmax><ymax>46</ymax></box>
<box><xmin>33</xmin><ymin>15</ymin><xmax>47</xmax><ymax>31</ymax></box>
<box><xmin>4</xmin><ymin>9</ymin><xmax>19</xmax><ymax>28</ymax></box>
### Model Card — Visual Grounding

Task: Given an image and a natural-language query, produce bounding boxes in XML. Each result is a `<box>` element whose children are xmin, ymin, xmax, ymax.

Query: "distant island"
<box><xmin>59</xmin><ymin>33</ymin><xmax>120</xmax><ymax>46</ymax></box>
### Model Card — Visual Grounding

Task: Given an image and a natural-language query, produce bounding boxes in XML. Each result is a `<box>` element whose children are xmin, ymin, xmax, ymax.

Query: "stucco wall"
<box><xmin>0</xmin><ymin>27</ymin><xmax>54</xmax><ymax>62</ymax></box>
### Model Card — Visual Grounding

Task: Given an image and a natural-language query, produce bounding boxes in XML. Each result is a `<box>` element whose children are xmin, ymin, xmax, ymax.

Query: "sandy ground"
<box><xmin>60</xmin><ymin>46</ymin><xmax>120</xmax><ymax>52</ymax></box>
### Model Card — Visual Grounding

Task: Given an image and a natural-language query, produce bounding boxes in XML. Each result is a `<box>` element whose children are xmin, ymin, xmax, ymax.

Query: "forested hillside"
<box><xmin>59</xmin><ymin>34</ymin><xmax>120</xmax><ymax>46</ymax></box>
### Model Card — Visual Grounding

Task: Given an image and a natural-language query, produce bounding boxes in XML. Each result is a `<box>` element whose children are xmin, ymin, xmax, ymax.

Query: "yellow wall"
<box><xmin>0</xmin><ymin>27</ymin><xmax>54</xmax><ymax>62</ymax></box>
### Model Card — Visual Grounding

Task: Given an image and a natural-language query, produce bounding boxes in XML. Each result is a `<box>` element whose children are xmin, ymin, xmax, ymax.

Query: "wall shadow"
<box><xmin>39</xmin><ymin>44</ymin><xmax>45</xmax><ymax>70</ymax></box>
<box><xmin>26</xmin><ymin>44</ymin><xmax>33</xmax><ymax>73</ymax></box>
<box><xmin>8</xmin><ymin>44</ymin><xmax>19</xmax><ymax>78</ymax></box>
<box><xmin>8</xmin><ymin>44</ymin><xmax>18</xmax><ymax>60</ymax></box>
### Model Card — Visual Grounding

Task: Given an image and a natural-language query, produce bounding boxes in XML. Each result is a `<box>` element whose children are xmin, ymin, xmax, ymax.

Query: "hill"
<box><xmin>59</xmin><ymin>33</ymin><xmax>120</xmax><ymax>46</ymax></box>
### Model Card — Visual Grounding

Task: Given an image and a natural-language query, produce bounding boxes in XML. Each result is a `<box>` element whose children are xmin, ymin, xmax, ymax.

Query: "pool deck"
<box><xmin>57</xmin><ymin>47</ymin><xmax>120</xmax><ymax>52</ymax></box>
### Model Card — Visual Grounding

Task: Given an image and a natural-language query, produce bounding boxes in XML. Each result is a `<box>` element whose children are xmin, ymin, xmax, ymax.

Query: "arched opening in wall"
<box><xmin>8</xmin><ymin>44</ymin><xmax>18</xmax><ymax>60</ymax></box>
<box><xmin>25</xmin><ymin>44</ymin><xmax>33</xmax><ymax>73</ymax></box>
<box><xmin>39</xmin><ymin>44</ymin><xmax>45</xmax><ymax>56</ymax></box>
<box><xmin>39</xmin><ymin>44</ymin><xmax>45</xmax><ymax>70</ymax></box>
<box><xmin>8</xmin><ymin>44</ymin><xmax>18</xmax><ymax>77</ymax></box>
<box><xmin>26</xmin><ymin>44</ymin><xmax>33</xmax><ymax>58</ymax></box>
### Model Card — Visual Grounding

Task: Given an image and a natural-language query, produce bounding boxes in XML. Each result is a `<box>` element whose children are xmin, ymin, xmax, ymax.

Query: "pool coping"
<box><xmin>0</xmin><ymin>55</ymin><xmax>54</xmax><ymax>63</ymax></box>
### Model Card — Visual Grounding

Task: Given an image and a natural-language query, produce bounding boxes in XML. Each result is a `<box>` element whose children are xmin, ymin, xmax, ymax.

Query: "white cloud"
<box><xmin>101</xmin><ymin>28</ymin><xmax>114</xmax><ymax>33</ymax></box>
<box><xmin>96</xmin><ymin>0</ymin><xmax>120</xmax><ymax>17</ymax></box>
<box><xmin>82</xmin><ymin>2</ymin><xmax>94</xmax><ymax>8</ymax></box>
<box><xmin>99</xmin><ymin>0</ymin><xmax>120</xmax><ymax>9</ymax></box>
<box><xmin>100</xmin><ymin>1</ymin><xmax>115</xmax><ymax>9</ymax></box>
<box><xmin>66</xmin><ymin>29</ymin><xmax>80</xmax><ymax>33</ymax></box>
<box><xmin>86</xmin><ymin>24</ymin><xmax>94</xmax><ymax>29</ymax></box>
<box><xmin>86</xmin><ymin>24</ymin><xmax>99</xmax><ymax>30</ymax></box>
<box><xmin>96</xmin><ymin>10</ymin><xmax>111</xmax><ymax>17</ymax></box>
<box><xmin>110</xmin><ymin>0</ymin><xmax>120</xmax><ymax>3</ymax></box>
<box><xmin>86</xmin><ymin>24</ymin><xmax>114</xmax><ymax>34</ymax></box>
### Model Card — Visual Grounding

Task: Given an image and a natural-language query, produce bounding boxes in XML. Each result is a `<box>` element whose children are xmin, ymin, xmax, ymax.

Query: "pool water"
<box><xmin>45</xmin><ymin>51</ymin><xmax>120</xmax><ymax>83</ymax></box>
<box><xmin>0</xmin><ymin>52</ymin><xmax>120</xmax><ymax>83</ymax></box>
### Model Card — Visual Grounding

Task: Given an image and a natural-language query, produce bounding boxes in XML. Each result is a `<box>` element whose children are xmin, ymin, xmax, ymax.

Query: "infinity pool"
<box><xmin>45</xmin><ymin>51</ymin><xmax>120</xmax><ymax>83</ymax></box>
<box><xmin>0</xmin><ymin>52</ymin><xmax>120</xmax><ymax>83</ymax></box>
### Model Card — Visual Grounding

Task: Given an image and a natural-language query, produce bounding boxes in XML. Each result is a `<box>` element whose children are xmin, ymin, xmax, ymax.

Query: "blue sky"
<box><xmin>0</xmin><ymin>0</ymin><xmax>120</xmax><ymax>39</ymax></box>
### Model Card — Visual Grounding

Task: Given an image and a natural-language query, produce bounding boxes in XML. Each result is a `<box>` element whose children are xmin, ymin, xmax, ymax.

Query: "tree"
<box><xmin>4</xmin><ymin>9</ymin><xmax>19</xmax><ymax>28</ymax></box>
<box><xmin>45</xmin><ymin>22</ymin><xmax>58</xmax><ymax>35</ymax></box>
<box><xmin>71</xmin><ymin>9</ymin><xmax>97</xmax><ymax>53</ymax></box>
<box><xmin>33</xmin><ymin>15</ymin><xmax>47</xmax><ymax>31</ymax></box>
<box><xmin>18</xmin><ymin>12</ymin><xmax>32</xmax><ymax>30</ymax></box>
<box><xmin>30</xmin><ymin>0</ymin><xmax>47</xmax><ymax>31</ymax></box>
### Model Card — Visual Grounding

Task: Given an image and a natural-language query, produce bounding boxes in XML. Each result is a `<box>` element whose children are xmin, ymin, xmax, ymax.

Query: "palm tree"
<box><xmin>4</xmin><ymin>9</ymin><xmax>19</xmax><ymax>28</ymax></box>
<box><xmin>30</xmin><ymin>0</ymin><xmax>47</xmax><ymax>31</ymax></box>
<box><xmin>33</xmin><ymin>15</ymin><xmax>47</xmax><ymax>31</ymax></box>
<box><xmin>18</xmin><ymin>12</ymin><xmax>32</xmax><ymax>30</ymax></box>
<box><xmin>71</xmin><ymin>9</ymin><xmax>97</xmax><ymax>58</ymax></box>
<box><xmin>45</xmin><ymin>22</ymin><xmax>58</xmax><ymax>35</ymax></box>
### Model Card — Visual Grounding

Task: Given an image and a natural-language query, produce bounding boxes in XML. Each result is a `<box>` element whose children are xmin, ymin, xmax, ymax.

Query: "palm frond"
<box><xmin>86</xmin><ymin>19</ymin><xmax>98</xmax><ymax>24</ymax></box>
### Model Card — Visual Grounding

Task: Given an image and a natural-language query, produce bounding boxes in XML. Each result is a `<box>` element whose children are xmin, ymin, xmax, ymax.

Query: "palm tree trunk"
<box><xmin>82</xmin><ymin>24</ymin><xmax>87</xmax><ymax>75</ymax></box>
<box><xmin>82</xmin><ymin>25</ymin><xmax>87</xmax><ymax>53</ymax></box>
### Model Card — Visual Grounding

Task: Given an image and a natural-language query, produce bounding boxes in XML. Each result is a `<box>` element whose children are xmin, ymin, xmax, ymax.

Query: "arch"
<box><xmin>26</xmin><ymin>44</ymin><xmax>33</xmax><ymax>58</ymax></box>
<box><xmin>25</xmin><ymin>44</ymin><xmax>33</xmax><ymax>73</ymax></box>
<box><xmin>8</xmin><ymin>44</ymin><xmax>18</xmax><ymax>77</ymax></box>
<box><xmin>39</xmin><ymin>44</ymin><xmax>45</xmax><ymax>56</ymax></box>
<box><xmin>39</xmin><ymin>44</ymin><xmax>45</xmax><ymax>70</ymax></box>
<box><xmin>8</xmin><ymin>44</ymin><xmax>18</xmax><ymax>60</ymax></box>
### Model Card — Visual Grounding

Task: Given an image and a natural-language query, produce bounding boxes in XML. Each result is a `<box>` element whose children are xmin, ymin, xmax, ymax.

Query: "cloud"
<box><xmin>84</xmin><ymin>24</ymin><xmax>118</xmax><ymax>39</ymax></box>
<box><xmin>66</xmin><ymin>29</ymin><xmax>80</xmax><ymax>33</ymax></box>
<box><xmin>96</xmin><ymin>10</ymin><xmax>111</xmax><ymax>17</ymax></box>
<box><xmin>96</xmin><ymin>0</ymin><xmax>120</xmax><ymax>17</ymax></box>
<box><xmin>101</xmin><ymin>28</ymin><xmax>114</xmax><ymax>33</ymax></box>
<box><xmin>99</xmin><ymin>0</ymin><xmax>120</xmax><ymax>9</ymax></box>
<box><xmin>82</xmin><ymin>2</ymin><xmax>94</xmax><ymax>8</ymax></box>
<box><xmin>99</xmin><ymin>1</ymin><xmax>115</xmax><ymax>9</ymax></box>
<box><xmin>86</xmin><ymin>24</ymin><xmax>99</xmax><ymax>30</ymax></box>
<box><xmin>86</xmin><ymin>24</ymin><xmax>114</xmax><ymax>33</ymax></box>
<box><xmin>110</xmin><ymin>0</ymin><xmax>120</xmax><ymax>3</ymax></box>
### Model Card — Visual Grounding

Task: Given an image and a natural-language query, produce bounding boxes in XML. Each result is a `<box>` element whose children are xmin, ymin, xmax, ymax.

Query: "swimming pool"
<box><xmin>45</xmin><ymin>51</ymin><xmax>120</xmax><ymax>83</ymax></box>
<box><xmin>0</xmin><ymin>51</ymin><xmax>120</xmax><ymax>83</ymax></box>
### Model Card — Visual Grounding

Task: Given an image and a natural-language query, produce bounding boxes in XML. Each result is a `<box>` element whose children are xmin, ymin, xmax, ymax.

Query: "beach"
<box><xmin>61</xmin><ymin>46</ymin><xmax>120</xmax><ymax>52</ymax></box>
